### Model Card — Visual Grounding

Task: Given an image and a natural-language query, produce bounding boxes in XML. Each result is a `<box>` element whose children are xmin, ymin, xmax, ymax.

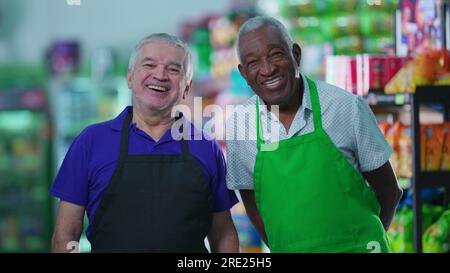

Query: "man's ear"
<box><xmin>292</xmin><ymin>43</ymin><xmax>302</xmax><ymax>67</ymax></box>
<box><xmin>238</xmin><ymin>64</ymin><xmax>248</xmax><ymax>81</ymax></box>
<box><xmin>182</xmin><ymin>80</ymin><xmax>193</xmax><ymax>100</ymax></box>
<box><xmin>127</xmin><ymin>70</ymin><xmax>133</xmax><ymax>90</ymax></box>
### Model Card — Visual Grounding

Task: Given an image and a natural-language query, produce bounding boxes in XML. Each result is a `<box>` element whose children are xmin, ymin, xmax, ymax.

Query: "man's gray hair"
<box><xmin>236</xmin><ymin>16</ymin><xmax>293</xmax><ymax>63</ymax></box>
<box><xmin>128</xmin><ymin>33</ymin><xmax>194</xmax><ymax>82</ymax></box>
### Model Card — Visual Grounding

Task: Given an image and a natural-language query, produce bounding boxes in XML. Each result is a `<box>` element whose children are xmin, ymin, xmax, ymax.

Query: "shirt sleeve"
<box><xmin>210</xmin><ymin>140</ymin><xmax>239</xmax><ymax>212</ymax></box>
<box><xmin>352</xmin><ymin>95</ymin><xmax>393</xmax><ymax>172</ymax></box>
<box><xmin>49</xmin><ymin>131</ymin><xmax>90</xmax><ymax>207</ymax></box>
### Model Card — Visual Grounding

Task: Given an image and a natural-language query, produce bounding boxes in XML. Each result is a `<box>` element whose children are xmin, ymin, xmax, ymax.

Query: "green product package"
<box><xmin>388</xmin><ymin>205</ymin><xmax>445</xmax><ymax>252</ymax></box>
<box><xmin>424</xmin><ymin>210</ymin><xmax>450</xmax><ymax>253</ymax></box>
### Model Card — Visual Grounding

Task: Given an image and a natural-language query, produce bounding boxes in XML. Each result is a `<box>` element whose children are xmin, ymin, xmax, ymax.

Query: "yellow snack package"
<box><xmin>425</xmin><ymin>125</ymin><xmax>445</xmax><ymax>171</ymax></box>
<box><xmin>399</xmin><ymin>125</ymin><xmax>412</xmax><ymax>178</ymax></box>
<box><xmin>386</xmin><ymin>121</ymin><xmax>402</xmax><ymax>176</ymax></box>
<box><xmin>440</xmin><ymin>123</ymin><xmax>450</xmax><ymax>171</ymax></box>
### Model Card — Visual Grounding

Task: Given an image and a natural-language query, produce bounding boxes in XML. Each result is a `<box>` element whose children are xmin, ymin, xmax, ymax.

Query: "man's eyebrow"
<box><xmin>267</xmin><ymin>44</ymin><xmax>285</xmax><ymax>50</ymax></box>
<box><xmin>167</xmin><ymin>62</ymin><xmax>182</xmax><ymax>68</ymax></box>
<box><xmin>242</xmin><ymin>52</ymin><xmax>257</xmax><ymax>61</ymax></box>
<box><xmin>141</xmin><ymin>57</ymin><xmax>182</xmax><ymax>68</ymax></box>
<box><xmin>141</xmin><ymin>57</ymin><xmax>155</xmax><ymax>63</ymax></box>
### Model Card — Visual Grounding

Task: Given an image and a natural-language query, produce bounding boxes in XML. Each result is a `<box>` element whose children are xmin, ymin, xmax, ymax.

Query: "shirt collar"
<box><xmin>110</xmin><ymin>106</ymin><xmax>132</xmax><ymax>131</ymax></box>
<box><xmin>109</xmin><ymin>106</ymin><xmax>202</xmax><ymax>140</ymax></box>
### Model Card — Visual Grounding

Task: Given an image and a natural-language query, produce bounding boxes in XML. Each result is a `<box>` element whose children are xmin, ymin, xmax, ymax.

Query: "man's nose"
<box><xmin>260</xmin><ymin>59</ymin><xmax>276</xmax><ymax>76</ymax></box>
<box><xmin>153</xmin><ymin>65</ymin><xmax>169</xmax><ymax>81</ymax></box>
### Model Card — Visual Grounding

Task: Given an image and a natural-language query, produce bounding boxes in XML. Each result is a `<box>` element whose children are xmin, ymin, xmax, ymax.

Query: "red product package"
<box><xmin>383</xmin><ymin>57</ymin><xmax>406</xmax><ymax>88</ymax></box>
<box><xmin>358</xmin><ymin>55</ymin><xmax>386</xmax><ymax>95</ymax></box>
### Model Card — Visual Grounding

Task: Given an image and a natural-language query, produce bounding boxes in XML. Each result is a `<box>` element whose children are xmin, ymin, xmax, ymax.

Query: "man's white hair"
<box><xmin>128</xmin><ymin>33</ymin><xmax>194</xmax><ymax>82</ymax></box>
<box><xmin>236</xmin><ymin>16</ymin><xmax>294</xmax><ymax>63</ymax></box>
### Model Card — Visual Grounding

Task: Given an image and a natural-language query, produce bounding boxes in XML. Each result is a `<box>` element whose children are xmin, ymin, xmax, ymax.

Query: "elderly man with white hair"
<box><xmin>226</xmin><ymin>16</ymin><xmax>403</xmax><ymax>253</ymax></box>
<box><xmin>50</xmin><ymin>33</ymin><xmax>239</xmax><ymax>253</ymax></box>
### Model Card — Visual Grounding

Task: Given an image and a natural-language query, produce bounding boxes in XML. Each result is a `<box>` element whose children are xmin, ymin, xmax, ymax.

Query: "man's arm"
<box><xmin>207</xmin><ymin>210</ymin><xmax>239</xmax><ymax>253</ymax></box>
<box><xmin>362</xmin><ymin>161</ymin><xmax>403</xmax><ymax>231</ymax></box>
<box><xmin>51</xmin><ymin>200</ymin><xmax>85</xmax><ymax>253</ymax></box>
<box><xmin>239</xmin><ymin>190</ymin><xmax>268</xmax><ymax>246</ymax></box>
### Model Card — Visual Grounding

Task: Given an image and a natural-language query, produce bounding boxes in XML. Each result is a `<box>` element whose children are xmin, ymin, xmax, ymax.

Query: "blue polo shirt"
<box><xmin>50</xmin><ymin>106</ymin><xmax>238</xmax><ymax>236</ymax></box>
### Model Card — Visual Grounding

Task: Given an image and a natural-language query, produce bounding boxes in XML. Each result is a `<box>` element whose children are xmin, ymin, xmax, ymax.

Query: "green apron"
<box><xmin>253</xmin><ymin>77</ymin><xmax>390</xmax><ymax>253</ymax></box>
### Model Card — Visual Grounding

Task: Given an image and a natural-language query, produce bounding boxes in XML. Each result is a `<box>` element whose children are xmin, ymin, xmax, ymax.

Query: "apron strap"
<box><xmin>180</xmin><ymin>120</ymin><xmax>190</xmax><ymax>154</ymax></box>
<box><xmin>256</xmin><ymin>98</ymin><xmax>263</xmax><ymax>151</ymax></box>
<box><xmin>305</xmin><ymin>76</ymin><xmax>323</xmax><ymax>131</ymax></box>
<box><xmin>119</xmin><ymin>110</ymin><xmax>133</xmax><ymax>162</ymax></box>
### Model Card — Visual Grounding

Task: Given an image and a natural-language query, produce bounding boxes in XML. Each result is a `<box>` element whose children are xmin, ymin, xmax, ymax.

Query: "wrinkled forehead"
<box><xmin>239</xmin><ymin>25</ymin><xmax>290</xmax><ymax>57</ymax></box>
<box><xmin>138</xmin><ymin>40</ymin><xmax>187</xmax><ymax>65</ymax></box>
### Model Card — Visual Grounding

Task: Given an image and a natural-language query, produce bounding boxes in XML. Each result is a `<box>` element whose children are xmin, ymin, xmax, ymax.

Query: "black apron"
<box><xmin>88</xmin><ymin>112</ymin><xmax>213</xmax><ymax>252</ymax></box>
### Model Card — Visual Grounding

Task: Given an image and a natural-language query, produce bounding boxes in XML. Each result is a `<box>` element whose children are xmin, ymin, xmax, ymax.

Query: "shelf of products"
<box><xmin>411</xmin><ymin>86</ymin><xmax>450</xmax><ymax>253</ymax></box>
<box><xmin>364</xmin><ymin>86</ymin><xmax>450</xmax><ymax>253</ymax></box>
<box><xmin>326</xmin><ymin>51</ymin><xmax>450</xmax><ymax>252</ymax></box>
<box><xmin>0</xmin><ymin>86</ymin><xmax>53</xmax><ymax>252</ymax></box>
<box><xmin>276</xmin><ymin>0</ymin><xmax>398</xmax><ymax>79</ymax></box>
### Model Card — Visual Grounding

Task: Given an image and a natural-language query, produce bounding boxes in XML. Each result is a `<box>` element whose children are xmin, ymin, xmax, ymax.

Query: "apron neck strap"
<box><xmin>119</xmin><ymin>111</ymin><xmax>133</xmax><ymax>161</ymax></box>
<box><xmin>179</xmin><ymin>121</ymin><xmax>190</xmax><ymax>154</ymax></box>
<box><xmin>256</xmin><ymin>98</ymin><xmax>263</xmax><ymax>150</ymax></box>
<box><xmin>305</xmin><ymin>76</ymin><xmax>323</xmax><ymax>131</ymax></box>
<box><xmin>119</xmin><ymin>111</ymin><xmax>190</xmax><ymax>158</ymax></box>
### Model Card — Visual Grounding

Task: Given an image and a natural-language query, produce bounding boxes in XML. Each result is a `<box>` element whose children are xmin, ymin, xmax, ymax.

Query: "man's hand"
<box><xmin>51</xmin><ymin>201</ymin><xmax>85</xmax><ymax>253</ymax></box>
<box><xmin>363</xmin><ymin>161</ymin><xmax>403</xmax><ymax>231</ymax></box>
<box><xmin>207</xmin><ymin>210</ymin><xmax>239</xmax><ymax>253</ymax></box>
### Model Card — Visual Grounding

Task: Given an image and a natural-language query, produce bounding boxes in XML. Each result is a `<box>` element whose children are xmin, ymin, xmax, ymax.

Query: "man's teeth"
<box><xmin>147</xmin><ymin>84</ymin><xmax>169</xmax><ymax>92</ymax></box>
<box><xmin>263</xmin><ymin>77</ymin><xmax>282</xmax><ymax>86</ymax></box>
<box><xmin>147</xmin><ymin>85</ymin><xmax>168</xmax><ymax>92</ymax></box>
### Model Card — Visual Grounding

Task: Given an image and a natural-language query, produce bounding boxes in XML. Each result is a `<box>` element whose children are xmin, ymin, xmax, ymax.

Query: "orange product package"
<box><xmin>440</xmin><ymin>122</ymin><xmax>450</xmax><ymax>171</ymax></box>
<box><xmin>378</xmin><ymin>120</ymin><xmax>391</xmax><ymax>136</ymax></box>
<box><xmin>386</xmin><ymin>121</ymin><xmax>402</xmax><ymax>176</ymax></box>
<box><xmin>398</xmin><ymin>125</ymin><xmax>412</xmax><ymax>178</ymax></box>
<box><xmin>414</xmin><ymin>49</ymin><xmax>448</xmax><ymax>86</ymax></box>
<box><xmin>425</xmin><ymin>124</ymin><xmax>445</xmax><ymax>171</ymax></box>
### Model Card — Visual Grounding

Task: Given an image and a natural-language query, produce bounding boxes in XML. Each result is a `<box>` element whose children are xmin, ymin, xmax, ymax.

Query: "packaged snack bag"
<box><xmin>424</xmin><ymin>210</ymin><xmax>450</xmax><ymax>253</ymax></box>
<box><xmin>387</xmin><ymin>206</ymin><xmax>412</xmax><ymax>253</ymax></box>
<box><xmin>399</xmin><ymin>125</ymin><xmax>412</xmax><ymax>178</ymax></box>
<box><xmin>385</xmin><ymin>61</ymin><xmax>415</xmax><ymax>94</ymax></box>
<box><xmin>440</xmin><ymin>122</ymin><xmax>450</xmax><ymax>170</ymax></box>
<box><xmin>425</xmin><ymin>125</ymin><xmax>445</xmax><ymax>171</ymax></box>
<box><xmin>414</xmin><ymin>50</ymin><xmax>443</xmax><ymax>86</ymax></box>
<box><xmin>386</xmin><ymin>121</ymin><xmax>402</xmax><ymax>176</ymax></box>
<box><xmin>378</xmin><ymin>120</ymin><xmax>391</xmax><ymax>136</ymax></box>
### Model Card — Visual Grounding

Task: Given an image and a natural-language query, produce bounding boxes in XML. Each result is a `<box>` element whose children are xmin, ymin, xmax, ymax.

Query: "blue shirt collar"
<box><xmin>109</xmin><ymin>106</ymin><xmax>203</xmax><ymax>141</ymax></box>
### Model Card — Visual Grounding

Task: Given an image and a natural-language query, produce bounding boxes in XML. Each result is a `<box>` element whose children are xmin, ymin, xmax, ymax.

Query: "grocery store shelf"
<box><xmin>0</xmin><ymin>88</ymin><xmax>47</xmax><ymax>111</ymax></box>
<box><xmin>365</xmin><ymin>86</ymin><xmax>450</xmax><ymax>108</ymax></box>
<box><xmin>365</xmin><ymin>91</ymin><xmax>411</xmax><ymax>106</ymax></box>
<box><xmin>411</xmin><ymin>85</ymin><xmax>450</xmax><ymax>253</ymax></box>
<box><xmin>415</xmin><ymin>171</ymin><xmax>450</xmax><ymax>188</ymax></box>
